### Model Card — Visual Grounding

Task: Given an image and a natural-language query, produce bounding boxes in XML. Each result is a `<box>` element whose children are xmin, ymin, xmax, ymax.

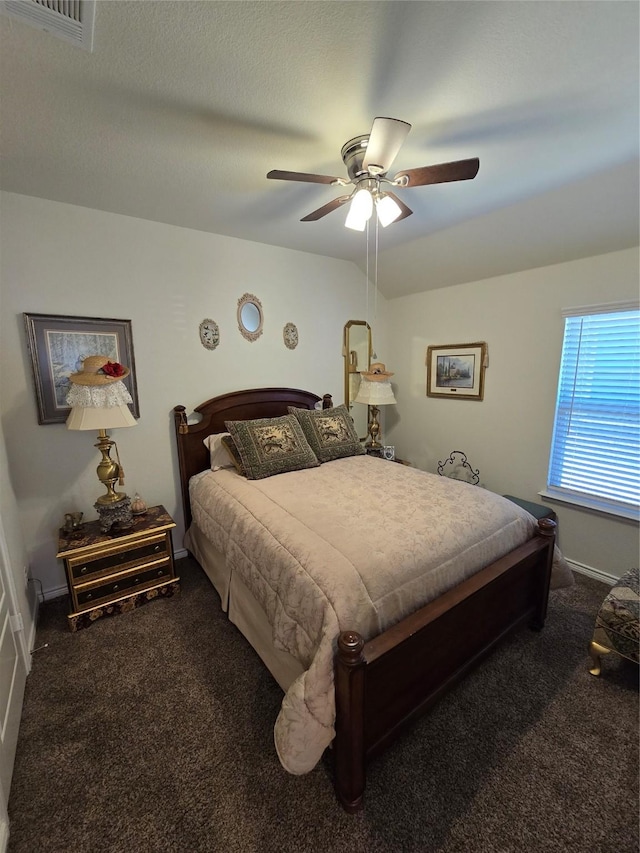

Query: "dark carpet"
<box><xmin>7</xmin><ymin>557</ymin><xmax>639</xmax><ymax>853</ymax></box>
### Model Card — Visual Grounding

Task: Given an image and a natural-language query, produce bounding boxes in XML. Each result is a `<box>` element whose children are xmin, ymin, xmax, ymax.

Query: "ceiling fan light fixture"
<box><xmin>345</xmin><ymin>188</ymin><xmax>373</xmax><ymax>231</ymax></box>
<box><xmin>375</xmin><ymin>193</ymin><xmax>402</xmax><ymax>227</ymax></box>
<box><xmin>268</xmin><ymin>117</ymin><xmax>478</xmax><ymax>227</ymax></box>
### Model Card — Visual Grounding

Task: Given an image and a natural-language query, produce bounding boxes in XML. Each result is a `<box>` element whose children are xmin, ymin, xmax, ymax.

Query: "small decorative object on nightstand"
<box><xmin>63</xmin><ymin>511</ymin><xmax>84</xmax><ymax>537</ymax></box>
<box><xmin>365</xmin><ymin>446</ymin><xmax>409</xmax><ymax>465</ymax></box>
<box><xmin>57</xmin><ymin>505</ymin><xmax>179</xmax><ymax>631</ymax></box>
<box><xmin>131</xmin><ymin>493</ymin><xmax>147</xmax><ymax>515</ymax></box>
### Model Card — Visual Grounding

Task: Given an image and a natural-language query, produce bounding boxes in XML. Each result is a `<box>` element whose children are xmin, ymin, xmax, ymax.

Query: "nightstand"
<box><xmin>57</xmin><ymin>505</ymin><xmax>179</xmax><ymax>631</ymax></box>
<box><xmin>365</xmin><ymin>447</ymin><xmax>410</xmax><ymax>465</ymax></box>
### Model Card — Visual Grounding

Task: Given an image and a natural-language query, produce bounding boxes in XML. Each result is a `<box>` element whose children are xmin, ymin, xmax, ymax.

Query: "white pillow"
<box><xmin>203</xmin><ymin>432</ymin><xmax>234</xmax><ymax>470</ymax></box>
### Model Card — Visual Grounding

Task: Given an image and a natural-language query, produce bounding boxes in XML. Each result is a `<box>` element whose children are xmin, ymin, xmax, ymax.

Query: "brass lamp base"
<box><xmin>95</xmin><ymin>496</ymin><xmax>133</xmax><ymax>534</ymax></box>
<box><xmin>94</xmin><ymin>430</ymin><xmax>133</xmax><ymax>531</ymax></box>
<box><xmin>95</xmin><ymin>430</ymin><xmax>126</xmax><ymax>504</ymax></box>
<box><xmin>366</xmin><ymin>405</ymin><xmax>383</xmax><ymax>448</ymax></box>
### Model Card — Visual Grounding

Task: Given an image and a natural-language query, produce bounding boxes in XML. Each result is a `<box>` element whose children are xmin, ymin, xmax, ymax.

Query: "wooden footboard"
<box><xmin>334</xmin><ymin>517</ymin><xmax>556</xmax><ymax>812</ymax></box>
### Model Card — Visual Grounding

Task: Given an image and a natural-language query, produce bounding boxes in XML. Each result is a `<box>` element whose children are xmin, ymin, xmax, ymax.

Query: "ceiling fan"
<box><xmin>267</xmin><ymin>117</ymin><xmax>479</xmax><ymax>230</ymax></box>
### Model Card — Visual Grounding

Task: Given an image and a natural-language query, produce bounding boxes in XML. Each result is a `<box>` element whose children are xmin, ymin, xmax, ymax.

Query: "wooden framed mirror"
<box><xmin>343</xmin><ymin>320</ymin><xmax>372</xmax><ymax>441</ymax></box>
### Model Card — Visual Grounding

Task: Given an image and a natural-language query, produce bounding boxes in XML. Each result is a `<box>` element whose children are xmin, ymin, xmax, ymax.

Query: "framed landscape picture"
<box><xmin>24</xmin><ymin>313</ymin><xmax>139</xmax><ymax>424</ymax></box>
<box><xmin>426</xmin><ymin>342</ymin><xmax>487</xmax><ymax>401</ymax></box>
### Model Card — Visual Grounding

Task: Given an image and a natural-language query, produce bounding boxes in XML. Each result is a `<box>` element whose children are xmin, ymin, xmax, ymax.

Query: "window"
<box><xmin>545</xmin><ymin>303</ymin><xmax>640</xmax><ymax>521</ymax></box>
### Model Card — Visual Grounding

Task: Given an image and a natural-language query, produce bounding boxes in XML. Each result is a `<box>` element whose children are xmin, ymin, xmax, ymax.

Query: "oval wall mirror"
<box><xmin>237</xmin><ymin>293</ymin><xmax>264</xmax><ymax>342</ymax></box>
<box><xmin>343</xmin><ymin>320</ymin><xmax>372</xmax><ymax>441</ymax></box>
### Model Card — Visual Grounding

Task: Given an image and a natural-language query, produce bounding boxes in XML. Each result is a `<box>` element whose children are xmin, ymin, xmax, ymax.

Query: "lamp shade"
<box><xmin>66</xmin><ymin>374</ymin><xmax>136</xmax><ymax>430</ymax></box>
<box><xmin>66</xmin><ymin>404</ymin><xmax>137</xmax><ymax>431</ymax></box>
<box><xmin>375</xmin><ymin>193</ymin><xmax>402</xmax><ymax>227</ymax></box>
<box><xmin>345</xmin><ymin>188</ymin><xmax>374</xmax><ymax>231</ymax></box>
<box><xmin>354</xmin><ymin>378</ymin><xmax>396</xmax><ymax>406</ymax></box>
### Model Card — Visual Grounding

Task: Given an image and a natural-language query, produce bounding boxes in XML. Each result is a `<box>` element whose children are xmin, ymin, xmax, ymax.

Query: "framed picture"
<box><xmin>426</xmin><ymin>342</ymin><xmax>487</xmax><ymax>401</ymax></box>
<box><xmin>24</xmin><ymin>313</ymin><xmax>139</xmax><ymax>424</ymax></box>
<box><xmin>383</xmin><ymin>445</ymin><xmax>396</xmax><ymax>461</ymax></box>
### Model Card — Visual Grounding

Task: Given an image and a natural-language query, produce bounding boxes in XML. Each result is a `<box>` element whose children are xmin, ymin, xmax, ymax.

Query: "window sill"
<box><xmin>538</xmin><ymin>490</ymin><xmax>639</xmax><ymax>524</ymax></box>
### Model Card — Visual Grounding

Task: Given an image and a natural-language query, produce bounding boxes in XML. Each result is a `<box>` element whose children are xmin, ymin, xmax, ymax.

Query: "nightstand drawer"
<box><xmin>74</xmin><ymin>559</ymin><xmax>173</xmax><ymax>607</ymax></box>
<box><xmin>69</xmin><ymin>533</ymin><xmax>169</xmax><ymax>582</ymax></box>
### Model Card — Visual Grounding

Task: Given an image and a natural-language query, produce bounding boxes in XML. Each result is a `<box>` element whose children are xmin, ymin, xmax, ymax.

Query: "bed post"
<box><xmin>531</xmin><ymin>517</ymin><xmax>556</xmax><ymax>630</ymax></box>
<box><xmin>334</xmin><ymin>630</ymin><xmax>366</xmax><ymax>812</ymax></box>
<box><xmin>173</xmin><ymin>405</ymin><xmax>192</xmax><ymax>529</ymax></box>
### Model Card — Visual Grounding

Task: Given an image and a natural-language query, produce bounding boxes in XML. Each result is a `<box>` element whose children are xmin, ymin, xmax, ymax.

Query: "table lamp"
<box><xmin>354</xmin><ymin>362</ymin><xmax>396</xmax><ymax>448</ymax></box>
<box><xmin>66</xmin><ymin>355</ymin><xmax>137</xmax><ymax>532</ymax></box>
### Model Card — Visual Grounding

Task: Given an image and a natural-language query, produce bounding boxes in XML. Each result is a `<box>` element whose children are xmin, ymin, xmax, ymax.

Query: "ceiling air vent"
<box><xmin>1</xmin><ymin>0</ymin><xmax>95</xmax><ymax>51</ymax></box>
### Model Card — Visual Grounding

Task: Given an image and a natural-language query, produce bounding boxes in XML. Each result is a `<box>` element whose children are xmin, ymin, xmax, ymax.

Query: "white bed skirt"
<box><xmin>185</xmin><ymin>523</ymin><xmax>304</xmax><ymax>692</ymax></box>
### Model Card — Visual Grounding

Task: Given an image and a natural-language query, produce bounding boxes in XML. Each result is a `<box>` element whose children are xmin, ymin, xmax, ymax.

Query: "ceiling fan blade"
<box><xmin>267</xmin><ymin>169</ymin><xmax>340</xmax><ymax>185</ymax></box>
<box><xmin>300</xmin><ymin>196</ymin><xmax>350</xmax><ymax>222</ymax></box>
<box><xmin>362</xmin><ymin>117</ymin><xmax>411</xmax><ymax>175</ymax></box>
<box><xmin>394</xmin><ymin>157</ymin><xmax>480</xmax><ymax>187</ymax></box>
<box><xmin>385</xmin><ymin>192</ymin><xmax>413</xmax><ymax>222</ymax></box>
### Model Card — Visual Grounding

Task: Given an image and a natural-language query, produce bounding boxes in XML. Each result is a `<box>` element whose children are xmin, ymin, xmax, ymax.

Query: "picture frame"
<box><xmin>426</xmin><ymin>341</ymin><xmax>487</xmax><ymax>401</ymax></box>
<box><xmin>24</xmin><ymin>313</ymin><xmax>139</xmax><ymax>424</ymax></box>
<box><xmin>383</xmin><ymin>445</ymin><xmax>396</xmax><ymax>461</ymax></box>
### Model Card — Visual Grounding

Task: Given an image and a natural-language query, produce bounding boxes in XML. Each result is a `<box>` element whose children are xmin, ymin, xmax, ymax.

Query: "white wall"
<box><xmin>383</xmin><ymin>247</ymin><xmax>639</xmax><ymax>580</ymax></box>
<box><xmin>0</xmin><ymin>192</ymin><xmax>379</xmax><ymax>597</ymax></box>
<box><xmin>2</xmin><ymin>191</ymin><xmax>636</xmax><ymax>591</ymax></box>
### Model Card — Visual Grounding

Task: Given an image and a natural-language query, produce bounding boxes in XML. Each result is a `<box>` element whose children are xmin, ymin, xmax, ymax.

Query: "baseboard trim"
<box><xmin>42</xmin><ymin>584</ymin><xmax>67</xmax><ymax>602</ymax></box>
<box><xmin>567</xmin><ymin>559</ymin><xmax>617</xmax><ymax>586</ymax></box>
<box><xmin>26</xmin><ymin>590</ymin><xmax>39</xmax><ymax>672</ymax></box>
<box><xmin>174</xmin><ymin>547</ymin><xmax>189</xmax><ymax>560</ymax></box>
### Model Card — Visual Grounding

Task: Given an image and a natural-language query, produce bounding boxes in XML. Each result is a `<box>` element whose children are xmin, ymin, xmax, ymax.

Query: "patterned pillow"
<box><xmin>220</xmin><ymin>435</ymin><xmax>246</xmax><ymax>476</ymax></box>
<box><xmin>288</xmin><ymin>404</ymin><xmax>365</xmax><ymax>463</ymax></box>
<box><xmin>224</xmin><ymin>415</ymin><xmax>320</xmax><ymax>480</ymax></box>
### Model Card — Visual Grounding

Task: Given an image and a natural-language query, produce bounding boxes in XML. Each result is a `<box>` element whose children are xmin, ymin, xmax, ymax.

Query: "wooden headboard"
<box><xmin>173</xmin><ymin>387</ymin><xmax>326</xmax><ymax>528</ymax></box>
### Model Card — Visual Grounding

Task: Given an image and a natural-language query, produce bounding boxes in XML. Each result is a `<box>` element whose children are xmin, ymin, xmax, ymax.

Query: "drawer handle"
<box><xmin>112</xmin><ymin>584</ymin><xmax>119</xmax><ymax>591</ymax></box>
<box><xmin>154</xmin><ymin>544</ymin><xmax>161</xmax><ymax>552</ymax></box>
<box><xmin>157</xmin><ymin>569</ymin><xmax>164</xmax><ymax>576</ymax></box>
<box><xmin>80</xmin><ymin>566</ymin><xmax>88</xmax><ymax>574</ymax></box>
<box><xmin>133</xmin><ymin>577</ymin><xmax>141</xmax><ymax>585</ymax></box>
<box><xmin>85</xmin><ymin>593</ymin><xmax>92</xmax><ymax>600</ymax></box>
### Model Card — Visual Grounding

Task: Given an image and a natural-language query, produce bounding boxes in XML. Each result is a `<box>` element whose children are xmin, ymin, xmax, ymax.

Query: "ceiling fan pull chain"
<box><xmin>365</xmin><ymin>220</ymin><xmax>379</xmax><ymax>360</ymax></box>
<box><xmin>374</xmin><ymin>215</ymin><xmax>379</xmax><ymax>321</ymax></box>
<box><xmin>365</xmin><ymin>219</ymin><xmax>370</xmax><ymax>331</ymax></box>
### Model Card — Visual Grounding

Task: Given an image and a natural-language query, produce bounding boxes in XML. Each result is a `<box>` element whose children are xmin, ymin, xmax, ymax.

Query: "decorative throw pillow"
<box><xmin>220</xmin><ymin>435</ymin><xmax>246</xmax><ymax>476</ymax></box>
<box><xmin>288</xmin><ymin>404</ymin><xmax>365</xmax><ymax>463</ymax></box>
<box><xmin>203</xmin><ymin>432</ymin><xmax>235</xmax><ymax>470</ymax></box>
<box><xmin>224</xmin><ymin>415</ymin><xmax>319</xmax><ymax>480</ymax></box>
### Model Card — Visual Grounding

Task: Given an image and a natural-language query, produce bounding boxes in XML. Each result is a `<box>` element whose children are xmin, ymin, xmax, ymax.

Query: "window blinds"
<box><xmin>547</xmin><ymin>308</ymin><xmax>640</xmax><ymax>515</ymax></box>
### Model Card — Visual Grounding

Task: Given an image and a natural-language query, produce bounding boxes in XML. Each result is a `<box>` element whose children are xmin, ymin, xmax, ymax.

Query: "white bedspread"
<box><xmin>189</xmin><ymin>455</ymin><xmax>550</xmax><ymax>774</ymax></box>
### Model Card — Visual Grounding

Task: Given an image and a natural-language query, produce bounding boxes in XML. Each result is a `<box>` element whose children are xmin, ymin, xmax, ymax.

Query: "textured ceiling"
<box><xmin>1</xmin><ymin>1</ymin><xmax>638</xmax><ymax>298</ymax></box>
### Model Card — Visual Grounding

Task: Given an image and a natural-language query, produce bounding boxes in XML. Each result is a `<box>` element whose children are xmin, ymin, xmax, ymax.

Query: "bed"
<box><xmin>173</xmin><ymin>387</ymin><xmax>556</xmax><ymax>811</ymax></box>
